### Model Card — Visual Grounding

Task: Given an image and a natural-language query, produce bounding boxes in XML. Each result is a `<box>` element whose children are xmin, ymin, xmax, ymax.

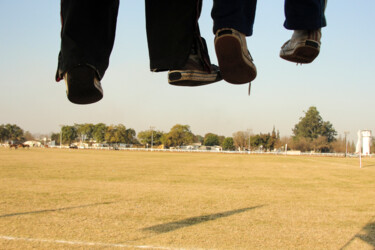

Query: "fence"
<box><xmin>48</xmin><ymin>145</ymin><xmax>374</xmax><ymax>158</ymax></box>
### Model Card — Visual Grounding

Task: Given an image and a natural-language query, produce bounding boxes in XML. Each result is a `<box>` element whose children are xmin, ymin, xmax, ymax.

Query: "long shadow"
<box><xmin>363</xmin><ymin>163</ymin><xmax>375</xmax><ymax>168</ymax></box>
<box><xmin>340</xmin><ymin>216</ymin><xmax>375</xmax><ymax>249</ymax></box>
<box><xmin>0</xmin><ymin>201</ymin><xmax>115</xmax><ymax>218</ymax></box>
<box><xmin>143</xmin><ymin>205</ymin><xmax>265</xmax><ymax>234</ymax></box>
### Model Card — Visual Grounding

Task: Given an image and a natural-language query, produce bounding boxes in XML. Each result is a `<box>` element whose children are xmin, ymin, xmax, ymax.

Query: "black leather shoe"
<box><xmin>168</xmin><ymin>54</ymin><xmax>222</xmax><ymax>87</ymax></box>
<box><xmin>168</xmin><ymin>37</ymin><xmax>222</xmax><ymax>87</ymax></box>
<box><xmin>64</xmin><ymin>66</ymin><xmax>103</xmax><ymax>104</ymax></box>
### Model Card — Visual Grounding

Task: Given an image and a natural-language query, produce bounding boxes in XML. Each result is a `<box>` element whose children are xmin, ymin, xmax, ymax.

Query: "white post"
<box><xmin>285</xmin><ymin>144</ymin><xmax>288</xmax><ymax>156</ymax></box>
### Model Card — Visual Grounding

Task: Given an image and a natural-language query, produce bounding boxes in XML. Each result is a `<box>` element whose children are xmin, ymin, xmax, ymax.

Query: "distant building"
<box><xmin>356</xmin><ymin>130</ymin><xmax>372</xmax><ymax>155</ymax></box>
<box><xmin>24</xmin><ymin>141</ymin><xmax>42</xmax><ymax>147</ymax></box>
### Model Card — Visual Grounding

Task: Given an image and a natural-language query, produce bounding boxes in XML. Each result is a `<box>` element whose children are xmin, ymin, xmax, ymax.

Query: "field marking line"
<box><xmin>0</xmin><ymin>235</ymin><xmax>197</xmax><ymax>250</ymax></box>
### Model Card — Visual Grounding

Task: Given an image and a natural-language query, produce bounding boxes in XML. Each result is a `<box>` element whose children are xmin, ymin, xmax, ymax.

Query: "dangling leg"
<box><xmin>56</xmin><ymin>0</ymin><xmax>119</xmax><ymax>104</ymax></box>
<box><xmin>145</xmin><ymin>0</ymin><xmax>221</xmax><ymax>87</ymax></box>
<box><xmin>212</xmin><ymin>0</ymin><xmax>257</xmax><ymax>84</ymax></box>
<box><xmin>280</xmin><ymin>0</ymin><xmax>327</xmax><ymax>64</ymax></box>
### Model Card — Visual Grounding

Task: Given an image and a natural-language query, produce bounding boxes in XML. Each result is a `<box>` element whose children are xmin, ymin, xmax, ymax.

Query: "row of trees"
<box><xmin>2</xmin><ymin>107</ymin><xmax>374</xmax><ymax>153</ymax></box>
<box><xmin>50</xmin><ymin>123</ymin><xmax>137</xmax><ymax>145</ymax></box>
<box><xmin>48</xmin><ymin>122</ymin><xmax>281</xmax><ymax>151</ymax></box>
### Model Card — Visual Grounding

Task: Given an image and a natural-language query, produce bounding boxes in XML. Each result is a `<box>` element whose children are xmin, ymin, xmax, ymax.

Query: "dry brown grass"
<box><xmin>1</xmin><ymin>148</ymin><xmax>375</xmax><ymax>249</ymax></box>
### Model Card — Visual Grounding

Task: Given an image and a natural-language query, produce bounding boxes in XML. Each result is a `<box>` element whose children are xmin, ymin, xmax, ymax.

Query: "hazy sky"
<box><xmin>1</xmin><ymin>1</ymin><xmax>374</xmax><ymax>142</ymax></box>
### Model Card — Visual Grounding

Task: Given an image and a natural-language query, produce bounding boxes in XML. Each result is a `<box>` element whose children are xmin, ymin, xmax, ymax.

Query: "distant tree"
<box><xmin>290</xmin><ymin>137</ymin><xmax>312</xmax><ymax>152</ymax></box>
<box><xmin>51</xmin><ymin>133</ymin><xmax>60</xmax><ymax>145</ymax></box>
<box><xmin>5</xmin><ymin>124</ymin><xmax>24</xmax><ymax>141</ymax></box>
<box><xmin>76</xmin><ymin>123</ymin><xmax>95</xmax><ymax>142</ymax></box>
<box><xmin>251</xmin><ymin>133</ymin><xmax>271</xmax><ymax>151</ymax></box>
<box><xmin>312</xmin><ymin>136</ymin><xmax>331</xmax><ymax>153</ymax></box>
<box><xmin>349</xmin><ymin>141</ymin><xmax>356</xmax><ymax>153</ymax></box>
<box><xmin>222</xmin><ymin>137</ymin><xmax>235</xmax><ymax>151</ymax></box>
<box><xmin>267</xmin><ymin>127</ymin><xmax>280</xmax><ymax>150</ymax></box>
<box><xmin>138</xmin><ymin>129</ymin><xmax>164</xmax><ymax>146</ymax></box>
<box><xmin>194</xmin><ymin>135</ymin><xmax>204</xmax><ymax>144</ymax></box>
<box><xmin>293</xmin><ymin>106</ymin><xmax>337</xmax><ymax>142</ymax></box>
<box><xmin>104</xmin><ymin>124</ymin><xmax>137</xmax><ymax>145</ymax></box>
<box><xmin>292</xmin><ymin>106</ymin><xmax>337</xmax><ymax>152</ymax></box>
<box><xmin>218</xmin><ymin>135</ymin><xmax>226</xmax><ymax>146</ymax></box>
<box><xmin>105</xmin><ymin>125</ymin><xmax>117</xmax><ymax>144</ymax></box>
<box><xmin>125</xmin><ymin>128</ymin><xmax>138</xmax><ymax>144</ymax></box>
<box><xmin>331</xmin><ymin>136</ymin><xmax>346</xmax><ymax>153</ymax></box>
<box><xmin>203</xmin><ymin>133</ymin><xmax>220</xmax><ymax>146</ymax></box>
<box><xmin>233</xmin><ymin>131</ymin><xmax>249</xmax><ymax>150</ymax></box>
<box><xmin>93</xmin><ymin>123</ymin><xmax>107</xmax><ymax>143</ymax></box>
<box><xmin>61</xmin><ymin>125</ymin><xmax>77</xmax><ymax>145</ymax></box>
<box><xmin>0</xmin><ymin>124</ymin><xmax>9</xmax><ymax>142</ymax></box>
<box><xmin>275</xmin><ymin>136</ymin><xmax>292</xmax><ymax>151</ymax></box>
<box><xmin>161</xmin><ymin>124</ymin><xmax>194</xmax><ymax>147</ymax></box>
<box><xmin>23</xmin><ymin>131</ymin><xmax>34</xmax><ymax>141</ymax></box>
<box><xmin>105</xmin><ymin>124</ymin><xmax>124</xmax><ymax>145</ymax></box>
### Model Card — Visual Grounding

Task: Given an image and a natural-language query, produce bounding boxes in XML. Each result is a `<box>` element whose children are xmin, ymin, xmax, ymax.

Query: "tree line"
<box><xmin>1</xmin><ymin>107</ymin><xmax>374</xmax><ymax>153</ymax></box>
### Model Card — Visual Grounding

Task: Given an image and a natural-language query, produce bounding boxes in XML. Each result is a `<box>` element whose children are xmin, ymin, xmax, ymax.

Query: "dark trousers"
<box><xmin>56</xmin><ymin>0</ymin><xmax>207</xmax><ymax>80</ymax></box>
<box><xmin>212</xmin><ymin>0</ymin><xmax>327</xmax><ymax>36</ymax></box>
<box><xmin>56</xmin><ymin>0</ymin><xmax>119</xmax><ymax>81</ymax></box>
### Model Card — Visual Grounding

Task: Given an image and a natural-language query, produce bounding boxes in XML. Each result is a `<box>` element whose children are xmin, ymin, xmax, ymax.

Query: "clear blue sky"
<box><xmin>1</xmin><ymin>1</ymin><xmax>374</xmax><ymax>142</ymax></box>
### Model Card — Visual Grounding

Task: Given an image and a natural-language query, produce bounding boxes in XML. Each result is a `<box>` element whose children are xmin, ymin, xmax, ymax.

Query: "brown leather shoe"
<box><xmin>215</xmin><ymin>28</ymin><xmax>257</xmax><ymax>84</ymax></box>
<box><xmin>280</xmin><ymin>29</ymin><xmax>321</xmax><ymax>64</ymax></box>
<box><xmin>64</xmin><ymin>65</ymin><xmax>103</xmax><ymax>104</ymax></box>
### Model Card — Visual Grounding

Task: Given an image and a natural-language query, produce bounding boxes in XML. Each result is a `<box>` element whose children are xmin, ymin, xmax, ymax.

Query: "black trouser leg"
<box><xmin>284</xmin><ymin>0</ymin><xmax>327</xmax><ymax>30</ymax></box>
<box><xmin>146</xmin><ymin>0</ymin><xmax>212</xmax><ymax>72</ymax></box>
<box><xmin>211</xmin><ymin>0</ymin><xmax>257</xmax><ymax>36</ymax></box>
<box><xmin>56</xmin><ymin>0</ymin><xmax>119</xmax><ymax>81</ymax></box>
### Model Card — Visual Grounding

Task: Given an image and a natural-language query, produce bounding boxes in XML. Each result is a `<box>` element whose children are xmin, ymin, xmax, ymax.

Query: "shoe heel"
<box><xmin>215</xmin><ymin>36</ymin><xmax>256</xmax><ymax>84</ymax></box>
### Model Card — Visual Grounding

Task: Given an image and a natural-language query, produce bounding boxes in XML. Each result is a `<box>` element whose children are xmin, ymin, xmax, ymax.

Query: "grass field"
<box><xmin>1</xmin><ymin>148</ymin><xmax>375</xmax><ymax>249</ymax></box>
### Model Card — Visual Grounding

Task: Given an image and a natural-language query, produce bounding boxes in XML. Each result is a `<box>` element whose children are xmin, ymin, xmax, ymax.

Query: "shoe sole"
<box><xmin>215</xmin><ymin>35</ymin><xmax>256</xmax><ymax>84</ymax></box>
<box><xmin>66</xmin><ymin>67</ymin><xmax>103</xmax><ymax>105</ymax></box>
<box><xmin>168</xmin><ymin>70</ymin><xmax>220</xmax><ymax>87</ymax></box>
<box><xmin>280</xmin><ymin>40</ymin><xmax>320</xmax><ymax>64</ymax></box>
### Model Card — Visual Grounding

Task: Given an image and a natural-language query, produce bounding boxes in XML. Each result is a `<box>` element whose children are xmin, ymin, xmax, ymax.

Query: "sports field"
<box><xmin>1</xmin><ymin>148</ymin><xmax>374</xmax><ymax>249</ymax></box>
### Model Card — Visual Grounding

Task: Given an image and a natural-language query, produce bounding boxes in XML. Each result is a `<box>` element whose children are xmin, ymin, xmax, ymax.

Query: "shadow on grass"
<box><xmin>363</xmin><ymin>163</ymin><xmax>375</xmax><ymax>168</ymax></box>
<box><xmin>340</xmin><ymin>216</ymin><xmax>375</xmax><ymax>249</ymax></box>
<box><xmin>143</xmin><ymin>205</ymin><xmax>265</xmax><ymax>234</ymax></box>
<box><xmin>0</xmin><ymin>201</ymin><xmax>115</xmax><ymax>218</ymax></box>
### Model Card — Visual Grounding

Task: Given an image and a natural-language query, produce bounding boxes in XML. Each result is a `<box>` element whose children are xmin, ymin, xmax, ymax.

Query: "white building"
<box><xmin>356</xmin><ymin>130</ymin><xmax>372</xmax><ymax>155</ymax></box>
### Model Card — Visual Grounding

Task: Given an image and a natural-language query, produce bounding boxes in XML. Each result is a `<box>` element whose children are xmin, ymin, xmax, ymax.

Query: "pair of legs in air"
<box><xmin>56</xmin><ymin>0</ymin><xmax>327</xmax><ymax>104</ymax></box>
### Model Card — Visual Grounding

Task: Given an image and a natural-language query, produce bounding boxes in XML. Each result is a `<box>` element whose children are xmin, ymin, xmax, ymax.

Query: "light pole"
<box><xmin>150</xmin><ymin>126</ymin><xmax>155</xmax><ymax>151</ymax></box>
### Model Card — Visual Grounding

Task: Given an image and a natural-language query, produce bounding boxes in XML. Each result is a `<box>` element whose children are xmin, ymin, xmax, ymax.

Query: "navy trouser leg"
<box><xmin>146</xmin><ymin>0</ymin><xmax>213</xmax><ymax>72</ymax></box>
<box><xmin>146</xmin><ymin>0</ymin><xmax>199</xmax><ymax>71</ymax></box>
<box><xmin>56</xmin><ymin>0</ymin><xmax>119</xmax><ymax>81</ymax></box>
<box><xmin>211</xmin><ymin>0</ymin><xmax>257</xmax><ymax>36</ymax></box>
<box><xmin>284</xmin><ymin>0</ymin><xmax>327</xmax><ymax>30</ymax></box>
